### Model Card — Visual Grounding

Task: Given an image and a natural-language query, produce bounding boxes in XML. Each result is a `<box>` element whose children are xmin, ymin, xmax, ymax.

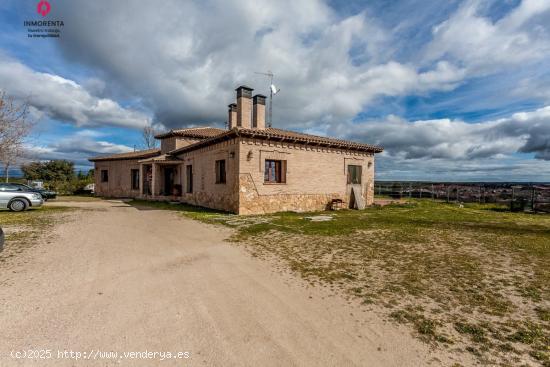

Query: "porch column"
<box><xmin>139</xmin><ymin>164</ymin><xmax>144</xmax><ymax>196</ymax></box>
<box><xmin>151</xmin><ymin>163</ymin><xmax>159</xmax><ymax>197</ymax></box>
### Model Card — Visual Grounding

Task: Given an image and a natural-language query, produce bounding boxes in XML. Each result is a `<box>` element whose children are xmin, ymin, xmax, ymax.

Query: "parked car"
<box><xmin>0</xmin><ymin>186</ymin><xmax>44</xmax><ymax>211</ymax></box>
<box><xmin>0</xmin><ymin>183</ymin><xmax>57</xmax><ymax>200</ymax></box>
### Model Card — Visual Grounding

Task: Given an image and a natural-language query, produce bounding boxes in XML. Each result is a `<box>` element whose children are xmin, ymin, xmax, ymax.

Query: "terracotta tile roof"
<box><xmin>88</xmin><ymin>148</ymin><xmax>161</xmax><ymax>162</ymax></box>
<box><xmin>169</xmin><ymin>127</ymin><xmax>383</xmax><ymax>155</ymax></box>
<box><xmin>154</xmin><ymin>127</ymin><xmax>226</xmax><ymax>139</ymax></box>
<box><xmin>253</xmin><ymin>128</ymin><xmax>384</xmax><ymax>152</ymax></box>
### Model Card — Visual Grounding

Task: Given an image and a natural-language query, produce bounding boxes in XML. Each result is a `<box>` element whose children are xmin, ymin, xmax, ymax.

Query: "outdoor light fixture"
<box><xmin>229</xmin><ymin>151</ymin><xmax>235</xmax><ymax>158</ymax></box>
<box><xmin>247</xmin><ymin>151</ymin><xmax>253</xmax><ymax>161</ymax></box>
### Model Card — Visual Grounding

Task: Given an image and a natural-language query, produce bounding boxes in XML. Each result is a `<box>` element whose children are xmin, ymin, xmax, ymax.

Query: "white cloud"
<box><xmin>332</xmin><ymin>105</ymin><xmax>550</xmax><ymax>161</ymax></box>
<box><xmin>424</xmin><ymin>0</ymin><xmax>550</xmax><ymax>72</ymax></box>
<box><xmin>53</xmin><ymin>0</ymin><xmax>467</xmax><ymax>129</ymax></box>
<box><xmin>331</xmin><ymin>105</ymin><xmax>550</xmax><ymax>181</ymax></box>
<box><xmin>0</xmin><ymin>57</ymin><xmax>151</xmax><ymax>129</ymax></box>
<box><xmin>23</xmin><ymin>131</ymin><xmax>133</xmax><ymax>169</ymax></box>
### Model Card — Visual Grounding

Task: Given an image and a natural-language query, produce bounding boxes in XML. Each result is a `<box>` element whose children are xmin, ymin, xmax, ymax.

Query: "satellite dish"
<box><xmin>270</xmin><ymin>84</ymin><xmax>280</xmax><ymax>95</ymax></box>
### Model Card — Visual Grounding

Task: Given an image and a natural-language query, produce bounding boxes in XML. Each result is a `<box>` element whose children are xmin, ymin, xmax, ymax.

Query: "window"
<box><xmin>347</xmin><ymin>165</ymin><xmax>362</xmax><ymax>184</ymax></box>
<box><xmin>0</xmin><ymin>183</ymin><xmax>22</xmax><ymax>192</ymax></box>
<box><xmin>215</xmin><ymin>160</ymin><xmax>226</xmax><ymax>184</ymax></box>
<box><xmin>186</xmin><ymin>165</ymin><xmax>193</xmax><ymax>193</ymax></box>
<box><xmin>101</xmin><ymin>170</ymin><xmax>109</xmax><ymax>183</ymax></box>
<box><xmin>131</xmin><ymin>169</ymin><xmax>140</xmax><ymax>190</ymax></box>
<box><xmin>264</xmin><ymin>160</ymin><xmax>286</xmax><ymax>183</ymax></box>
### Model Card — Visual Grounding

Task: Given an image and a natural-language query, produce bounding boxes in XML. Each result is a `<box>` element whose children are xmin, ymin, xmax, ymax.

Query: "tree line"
<box><xmin>21</xmin><ymin>160</ymin><xmax>94</xmax><ymax>194</ymax></box>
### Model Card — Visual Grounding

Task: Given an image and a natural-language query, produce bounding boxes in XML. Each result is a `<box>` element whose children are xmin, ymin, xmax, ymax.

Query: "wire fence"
<box><xmin>374</xmin><ymin>182</ymin><xmax>550</xmax><ymax>213</ymax></box>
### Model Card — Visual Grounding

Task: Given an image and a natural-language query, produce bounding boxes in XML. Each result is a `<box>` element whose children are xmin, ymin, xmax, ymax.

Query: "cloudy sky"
<box><xmin>1</xmin><ymin>0</ymin><xmax>550</xmax><ymax>181</ymax></box>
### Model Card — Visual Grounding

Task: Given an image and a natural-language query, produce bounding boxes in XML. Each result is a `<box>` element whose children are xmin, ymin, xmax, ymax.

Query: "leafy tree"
<box><xmin>20</xmin><ymin>161</ymin><xmax>43</xmax><ymax>181</ymax></box>
<box><xmin>21</xmin><ymin>160</ymin><xmax>74</xmax><ymax>181</ymax></box>
<box><xmin>21</xmin><ymin>160</ymin><xmax>94</xmax><ymax>194</ymax></box>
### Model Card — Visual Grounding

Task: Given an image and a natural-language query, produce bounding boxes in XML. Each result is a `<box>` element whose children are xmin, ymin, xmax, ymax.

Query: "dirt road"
<box><xmin>0</xmin><ymin>200</ymin><xmax>447</xmax><ymax>366</ymax></box>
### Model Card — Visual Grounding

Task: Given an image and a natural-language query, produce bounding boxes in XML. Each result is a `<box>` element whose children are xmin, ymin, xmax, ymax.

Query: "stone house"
<box><xmin>89</xmin><ymin>86</ymin><xmax>383</xmax><ymax>214</ymax></box>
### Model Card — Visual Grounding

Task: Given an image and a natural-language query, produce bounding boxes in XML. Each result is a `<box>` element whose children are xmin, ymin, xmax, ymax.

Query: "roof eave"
<box><xmin>167</xmin><ymin>128</ymin><xmax>383</xmax><ymax>155</ymax></box>
<box><xmin>88</xmin><ymin>149</ymin><xmax>161</xmax><ymax>162</ymax></box>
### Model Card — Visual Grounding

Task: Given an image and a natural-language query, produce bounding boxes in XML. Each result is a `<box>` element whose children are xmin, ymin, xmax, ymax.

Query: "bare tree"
<box><xmin>142</xmin><ymin>125</ymin><xmax>159</xmax><ymax>149</ymax></box>
<box><xmin>0</xmin><ymin>92</ymin><xmax>33</xmax><ymax>182</ymax></box>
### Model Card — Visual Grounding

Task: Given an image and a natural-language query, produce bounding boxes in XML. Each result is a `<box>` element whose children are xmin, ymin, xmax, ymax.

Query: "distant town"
<box><xmin>375</xmin><ymin>181</ymin><xmax>550</xmax><ymax>212</ymax></box>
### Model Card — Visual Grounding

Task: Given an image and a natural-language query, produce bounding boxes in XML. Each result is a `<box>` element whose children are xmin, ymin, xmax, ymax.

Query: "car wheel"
<box><xmin>8</xmin><ymin>199</ymin><xmax>28</xmax><ymax>212</ymax></box>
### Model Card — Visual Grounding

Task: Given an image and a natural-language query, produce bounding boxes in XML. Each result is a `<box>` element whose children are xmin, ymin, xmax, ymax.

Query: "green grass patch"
<box><xmin>454</xmin><ymin>322</ymin><xmax>489</xmax><ymax>344</ymax></box>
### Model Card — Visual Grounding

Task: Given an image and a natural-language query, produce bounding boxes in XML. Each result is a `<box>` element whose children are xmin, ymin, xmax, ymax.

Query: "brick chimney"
<box><xmin>252</xmin><ymin>94</ymin><xmax>266</xmax><ymax>129</ymax></box>
<box><xmin>236</xmin><ymin>85</ymin><xmax>253</xmax><ymax>129</ymax></box>
<box><xmin>227</xmin><ymin>103</ymin><xmax>237</xmax><ymax>129</ymax></box>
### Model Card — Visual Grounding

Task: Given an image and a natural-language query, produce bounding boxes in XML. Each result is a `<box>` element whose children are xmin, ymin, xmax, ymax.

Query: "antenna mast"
<box><xmin>254</xmin><ymin>71</ymin><xmax>277</xmax><ymax>128</ymax></box>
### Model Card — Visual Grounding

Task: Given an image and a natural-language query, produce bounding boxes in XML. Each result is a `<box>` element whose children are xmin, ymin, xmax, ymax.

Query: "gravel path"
<box><xmin>0</xmin><ymin>200</ymin><xmax>444</xmax><ymax>366</ymax></box>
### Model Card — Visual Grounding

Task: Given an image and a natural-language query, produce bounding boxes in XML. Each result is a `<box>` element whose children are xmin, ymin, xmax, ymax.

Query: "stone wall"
<box><xmin>238</xmin><ymin>174</ymin><xmax>341</xmax><ymax>215</ymax></box>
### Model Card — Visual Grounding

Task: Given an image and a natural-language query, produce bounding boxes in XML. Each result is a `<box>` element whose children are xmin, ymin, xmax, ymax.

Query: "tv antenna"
<box><xmin>254</xmin><ymin>71</ymin><xmax>280</xmax><ymax>127</ymax></box>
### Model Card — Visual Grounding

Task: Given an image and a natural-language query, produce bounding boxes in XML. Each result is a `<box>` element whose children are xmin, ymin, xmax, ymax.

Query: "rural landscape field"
<box><xmin>130</xmin><ymin>199</ymin><xmax>550</xmax><ymax>366</ymax></box>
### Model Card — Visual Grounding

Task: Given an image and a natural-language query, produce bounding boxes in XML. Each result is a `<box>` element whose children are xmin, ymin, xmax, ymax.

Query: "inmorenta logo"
<box><xmin>37</xmin><ymin>0</ymin><xmax>51</xmax><ymax>17</ymax></box>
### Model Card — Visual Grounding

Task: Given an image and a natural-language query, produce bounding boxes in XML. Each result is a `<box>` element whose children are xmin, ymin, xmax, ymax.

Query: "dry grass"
<box><xmin>142</xmin><ymin>200</ymin><xmax>549</xmax><ymax>366</ymax></box>
<box><xmin>128</xmin><ymin>199</ymin><xmax>550</xmax><ymax>366</ymax></box>
<box><xmin>0</xmin><ymin>206</ymin><xmax>72</xmax><ymax>268</ymax></box>
<box><xmin>55</xmin><ymin>195</ymin><xmax>102</xmax><ymax>202</ymax></box>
